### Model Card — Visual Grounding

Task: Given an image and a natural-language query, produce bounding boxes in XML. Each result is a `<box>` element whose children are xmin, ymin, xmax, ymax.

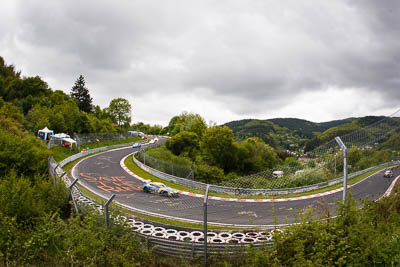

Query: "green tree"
<box><xmin>0</xmin><ymin>102</ymin><xmax>24</xmax><ymax>124</ymax></box>
<box><xmin>166</xmin><ymin>112</ymin><xmax>207</xmax><ymax>137</ymax></box>
<box><xmin>194</xmin><ymin>161</ymin><xmax>225</xmax><ymax>183</ymax></box>
<box><xmin>166</xmin><ymin>131</ymin><xmax>200</xmax><ymax>159</ymax></box>
<box><xmin>106</xmin><ymin>98</ymin><xmax>132</xmax><ymax>127</ymax></box>
<box><xmin>0</xmin><ymin>118</ymin><xmax>50</xmax><ymax>177</ymax></box>
<box><xmin>0</xmin><ymin>56</ymin><xmax>20</xmax><ymax>79</ymax></box>
<box><xmin>237</xmin><ymin>137</ymin><xmax>280</xmax><ymax>173</ymax></box>
<box><xmin>24</xmin><ymin>104</ymin><xmax>50</xmax><ymax>133</ymax></box>
<box><xmin>70</xmin><ymin>75</ymin><xmax>92</xmax><ymax>113</ymax></box>
<box><xmin>201</xmin><ymin>126</ymin><xmax>238</xmax><ymax>172</ymax></box>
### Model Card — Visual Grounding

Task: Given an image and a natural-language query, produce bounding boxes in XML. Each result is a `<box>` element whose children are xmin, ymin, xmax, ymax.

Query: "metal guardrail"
<box><xmin>58</xmin><ymin>136</ymin><xmax>158</xmax><ymax>168</ymax></box>
<box><xmin>138</xmin><ymin>233</ymin><xmax>271</xmax><ymax>258</ymax></box>
<box><xmin>133</xmin><ymin>154</ymin><xmax>400</xmax><ymax>196</ymax></box>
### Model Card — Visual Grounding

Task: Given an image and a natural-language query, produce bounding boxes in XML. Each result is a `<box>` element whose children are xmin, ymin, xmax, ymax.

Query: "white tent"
<box><xmin>37</xmin><ymin>127</ymin><xmax>53</xmax><ymax>140</ymax></box>
<box><xmin>61</xmin><ymin>137</ymin><xmax>77</xmax><ymax>148</ymax></box>
<box><xmin>53</xmin><ymin>133</ymin><xmax>70</xmax><ymax>139</ymax></box>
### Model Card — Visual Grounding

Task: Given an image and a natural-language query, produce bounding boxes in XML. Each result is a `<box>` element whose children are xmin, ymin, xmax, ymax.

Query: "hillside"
<box><xmin>224</xmin><ymin>117</ymin><xmax>353</xmax><ymax>150</ymax></box>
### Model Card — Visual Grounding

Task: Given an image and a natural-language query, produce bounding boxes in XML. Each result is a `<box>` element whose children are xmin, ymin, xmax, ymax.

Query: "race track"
<box><xmin>72</xmin><ymin>145</ymin><xmax>399</xmax><ymax>226</ymax></box>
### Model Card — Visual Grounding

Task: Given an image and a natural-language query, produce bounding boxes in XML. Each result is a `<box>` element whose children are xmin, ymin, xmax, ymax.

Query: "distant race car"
<box><xmin>142</xmin><ymin>181</ymin><xmax>179</xmax><ymax>197</ymax></box>
<box><xmin>132</xmin><ymin>142</ymin><xmax>141</xmax><ymax>149</ymax></box>
<box><xmin>384</xmin><ymin>170</ymin><xmax>394</xmax><ymax>178</ymax></box>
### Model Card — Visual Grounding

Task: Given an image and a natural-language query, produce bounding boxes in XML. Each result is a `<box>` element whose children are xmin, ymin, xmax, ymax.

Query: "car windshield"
<box><xmin>151</xmin><ymin>183</ymin><xmax>166</xmax><ymax>187</ymax></box>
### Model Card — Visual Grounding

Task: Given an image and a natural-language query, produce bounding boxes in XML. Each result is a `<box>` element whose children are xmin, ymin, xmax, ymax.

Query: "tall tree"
<box><xmin>70</xmin><ymin>75</ymin><xmax>92</xmax><ymax>113</ymax></box>
<box><xmin>107</xmin><ymin>98</ymin><xmax>132</xmax><ymax>127</ymax></box>
<box><xmin>200</xmin><ymin>126</ymin><xmax>238</xmax><ymax>172</ymax></box>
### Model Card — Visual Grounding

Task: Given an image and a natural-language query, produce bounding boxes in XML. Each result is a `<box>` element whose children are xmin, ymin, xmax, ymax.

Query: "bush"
<box><xmin>194</xmin><ymin>161</ymin><xmax>225</xmax><ymax>184</ymax></box>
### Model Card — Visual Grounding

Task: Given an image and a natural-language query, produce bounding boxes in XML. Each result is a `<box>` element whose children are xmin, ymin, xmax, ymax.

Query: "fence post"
<box><xmin>74</xmin><ymin>133</ymin><xmax>80</xmax><ymax>151</ymax></box>
<box><xmin>105</xmin><ymin>194</ymin><xmax>116</xmax><ymax>227</ymax></box>
<box><xmin>203</xmin><ymin>185</ymin><xmax>210</xmax><ymax>266</ymax></box>
<box><xmin>53</xmin><ymin>163</ymin><xmax>60</xmax><ymax>186</ymax></box>
<box><xmin>334</xmin><ymin>153</ymin><xmax>337</xmax><ymax>179</ymax></box>
<box><xmin>69</xmin><ymin>178</ymin><xmax>79</xmax><ymax>214</ymax></box>
<box><xmin>335</xmin><ymin>137</ymin><xmax>348</xmax><ymax>201</ymax></box>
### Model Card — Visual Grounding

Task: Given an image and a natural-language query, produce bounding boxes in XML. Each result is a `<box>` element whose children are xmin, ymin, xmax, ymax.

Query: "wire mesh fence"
<box><xmin>74</xmin><ymin>132</ymin><xmax>140</xmax><ymax>149</ymax></box>
<box><xmin>134</xmin><ymin>111</ymin><xmax>400</xmax><ymax>191</ymax></box>
<box><xmin>135</xmin><ymin>150</ymin><xmax>194</xmax><ymax>179</ymax></box>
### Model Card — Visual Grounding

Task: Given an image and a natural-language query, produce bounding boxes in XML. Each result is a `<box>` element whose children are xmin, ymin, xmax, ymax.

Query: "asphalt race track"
<box><xmin>72</xmin><ymin>146</ymin><xmax>399</xmax><ymax>226</ymax></box>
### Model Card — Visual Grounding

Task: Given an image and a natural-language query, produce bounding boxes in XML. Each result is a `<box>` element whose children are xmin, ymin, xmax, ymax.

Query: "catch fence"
<box><xmin>134</xmin><ymin>112</ymin><xmax>400</xmax><ymax>192</ymax></box>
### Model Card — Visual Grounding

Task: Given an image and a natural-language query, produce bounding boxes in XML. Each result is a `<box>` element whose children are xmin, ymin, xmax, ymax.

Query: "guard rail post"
<box><xmin>58</xmin><ymin>172</ymin><xmax>67</xmax><ymax>186</ymax></box>
<box><xmin>335</xmin><ymin>137</ymin><xmax>348</xmax><ymax>201</ymax></box>
<box><xmin>69</xmin><ymin>178</ymin><xmax>79</xmax><ymax>214</ymax></box>
<box><xmin>203</xmin><ymin>185</ymin><xmax>210</xmax><ymax>266</ymax></box>
<box><xmin>105</xmin><ymin>194</ymin><xmax>116</xmax><ymax>227</ymax></box>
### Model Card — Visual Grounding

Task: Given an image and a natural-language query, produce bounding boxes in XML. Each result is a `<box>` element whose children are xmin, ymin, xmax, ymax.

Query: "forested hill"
<box><xmin>224</xmin><ymin>116</ymin><xmax>399</xmax><ymax>151</ymax></box>
<box><xmin>223</xmin><ymin>117</ymin><xmax>354</xmax><ymax>149</ymax></box>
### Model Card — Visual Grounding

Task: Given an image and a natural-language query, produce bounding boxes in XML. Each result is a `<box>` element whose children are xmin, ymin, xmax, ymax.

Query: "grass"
<box><xmin>50</xmin><ymin>146</ymin><xmax>76</xmax><ymax>162</ymax></box>
<box><xmin>75</xmin><ymin>179</ymin><xmax>245</xmax><ymax>230</ymax></box>
<box><xmin>125</xmin><ymin>155</ymin><xmax>394</xmax><ymax>199</ymax></box>
<box><xmin>50</xmin><ymin>136</ymin><xmax>142</xmax><ymax>162</ymax></box>
<box><xmin>80</xmin><ymin>136</ymin><xmax>142</xmax><ymax>150</ymax></box>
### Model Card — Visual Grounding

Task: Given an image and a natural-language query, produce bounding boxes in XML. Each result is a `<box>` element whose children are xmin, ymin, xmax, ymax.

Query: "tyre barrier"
<box><xmin>190</xmin><ymin>231</ymin><xmax>204</xmax><ymax>239</ymax></box>
<box><xmin>245</xmin><ymin>232</ymin><xmax>259</xmax><ymax>238</ymax></box>
<box><xmin>227</xmin><ymin>239</ymin><xmax>240</xmax><ymax>244</ymax></box>
<box><xmin>140</xmin><ymin>229</ymin><xmax>154</xmax><ymax>235</ymax></box>
<box><xmin>209</xmin><ymin>238</ymin><xmax>226</xmax><ymax>244</ymax></box>
<box><xmin>206</xmin><ymin>232</ymin><xmax>218</xmax><ymax>238</ymax></box>
<box><xmin>232</xmin><ymin>232</ymin><xmax>246</xmax><ymax>239</ymax></box>
<box><xmin>165</xmin><ymin>229</ymin><xmax>178</xmax><ymax>235</ymax></box>
<box><xmin>242</xmin><ymin>238</ymin><xmax>257</xmax><ymax>243</ymax></box>
<box><xmin>166</xmin><ymin>234</ymin><xmax>180</xmax><ymax>241</ymax></box>
<box><xmin>70</xmin><ymin>185</ymin><xmax>279</xmax><ymax>245</ymax></box>
<box><xmin>152</xmin><ymin>232</ymin><xmax>166</xmax><ymax>238</ymax></box>
<box><xmin>180</xmin><ymin>236</ymin><xmax>195</xmax><ymax>242</ymax></box>
<box><xmin>177</xmin><ymin>231</ymin><xmax>190</xmax><ymax>238</ymax></box>
<box><xmin>131</xmin><ymin>225</ymin><xmax>142</xmax><ymax>232</ymax></box>
<box><xmin>218</xmin><ymin>232</ymin><xmax>232</xmax><ymax>239</ymax></box>
<box><xmin>142</xmin><ymin>224</ymin><xmax>154</xmax><ymax>230</ymax></box>
<box><xmin>132</xmin><ymin>224</ymin><xmax>280</xmax><ymax>244</ymax></box>
<box><xmin>153</xmin><ymin>227</ymin><xmax>165</xmax><ymax>233</ymax></box>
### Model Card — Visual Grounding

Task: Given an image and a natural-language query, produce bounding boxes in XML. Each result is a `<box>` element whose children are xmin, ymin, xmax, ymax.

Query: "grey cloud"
<box><xmin>1</xmin><ymin>0</ymin><xmax>399</xmax><ymax>124</ymax></box>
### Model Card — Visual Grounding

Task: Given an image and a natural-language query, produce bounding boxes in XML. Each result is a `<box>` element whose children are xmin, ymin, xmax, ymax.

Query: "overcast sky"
<box><xmin>1</xmin><ymin>1</ymin><xmax>399</xmax><ymax>126</ymax></box>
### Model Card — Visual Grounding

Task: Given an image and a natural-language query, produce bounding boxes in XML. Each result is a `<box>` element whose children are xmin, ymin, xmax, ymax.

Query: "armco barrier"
<box><xmin>59</xmin><ymin>136</ymin><xmax>159</xmax><ymax>168</ymax></box>
<box><xmin>136</xmin><ymin>233</ymin><xmax>271</xmax><ymax>258</ymax></box>
<box><xmin>133</xmin><ymin>154</ymin><xmax>400</xmax><ymax>196</ymax></box>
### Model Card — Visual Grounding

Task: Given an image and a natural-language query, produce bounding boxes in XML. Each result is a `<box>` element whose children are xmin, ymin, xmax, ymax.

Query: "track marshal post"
<box><xmin>335</xmin><ymin>137</ymin><xmax>348</xmax><ymax>201</ymax></box>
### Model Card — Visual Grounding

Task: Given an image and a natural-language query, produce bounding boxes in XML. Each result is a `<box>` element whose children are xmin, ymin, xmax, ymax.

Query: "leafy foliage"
<box><xmin>164</xmin><ymin>112</ymin><xmax>207</xmax><ymax>137</ymax></box>
<box><xmin>239</xmin><ymin>192</ymin><xmax>400</xmax><ymax>266</ymax></box>
<box><xmin>106</xmin><ymin>97</ymin><xmax>132</xmax><ymax>128</ymax></box>
<box><xmin>166</xmin><ymin>130</ymin><xmax>200</xmax><ymax>159</ymax></box>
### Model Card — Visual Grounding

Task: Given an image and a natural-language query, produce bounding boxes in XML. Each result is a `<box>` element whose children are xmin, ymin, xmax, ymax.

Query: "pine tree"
<box><xmin>70</xmin><ymin>75</ymin><xmax>93</xmax><ymax>113</ymax></box>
